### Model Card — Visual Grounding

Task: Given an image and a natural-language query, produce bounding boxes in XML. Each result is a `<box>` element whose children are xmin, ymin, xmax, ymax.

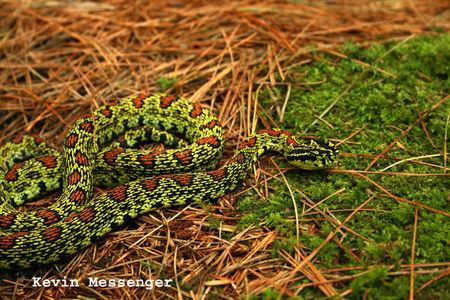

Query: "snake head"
<box><xmin>285</xmin><ymin>139</ymin><xmax>338</xmax><ymax>170</ymax></box>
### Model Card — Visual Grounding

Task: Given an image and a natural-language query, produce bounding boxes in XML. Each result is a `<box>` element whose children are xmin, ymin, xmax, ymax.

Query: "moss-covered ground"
<box><xmin>239</xmin><ymin>34</ymin><xmax>449</xmax><ymax>299</ymax></box>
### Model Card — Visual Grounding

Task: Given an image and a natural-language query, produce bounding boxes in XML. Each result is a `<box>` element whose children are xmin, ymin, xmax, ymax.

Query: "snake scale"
<box><xmin>0</xmin><ymin>93</ymin><xmax>337</xmax><ymax>269</ymax></box>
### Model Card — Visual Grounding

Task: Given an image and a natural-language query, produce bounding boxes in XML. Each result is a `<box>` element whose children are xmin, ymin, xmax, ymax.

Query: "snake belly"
<box><xmin>0</xmin><ymin>93</ymin><xmax>337</xmax><ymax>269</ymax></box>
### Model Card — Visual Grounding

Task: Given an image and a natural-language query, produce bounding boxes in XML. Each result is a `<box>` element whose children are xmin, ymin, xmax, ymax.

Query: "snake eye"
<box><xmin>285</xmin><ymin>140</ymin><xmax>337</xmax><ymax>170</ymax></box>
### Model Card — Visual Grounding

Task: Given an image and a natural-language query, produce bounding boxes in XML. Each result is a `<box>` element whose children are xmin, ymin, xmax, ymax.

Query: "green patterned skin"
<box><xmin>0</xmin><ymin>93</ymin><xmax>337</xmax><ymax>269</ymax></box>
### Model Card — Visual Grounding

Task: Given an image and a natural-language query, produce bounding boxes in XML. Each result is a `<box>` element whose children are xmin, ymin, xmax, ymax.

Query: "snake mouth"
<box><xmin>286</xmin><ymin>156</ymin><xmax>335</xmax><ymax>170</ymax></box>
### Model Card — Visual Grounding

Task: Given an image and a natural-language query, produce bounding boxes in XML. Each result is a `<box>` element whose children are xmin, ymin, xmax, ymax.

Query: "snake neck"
<box><xmin>220</xmin><ymin>129</ymin><xmax>295</xmax><ymax>193</ymax></box>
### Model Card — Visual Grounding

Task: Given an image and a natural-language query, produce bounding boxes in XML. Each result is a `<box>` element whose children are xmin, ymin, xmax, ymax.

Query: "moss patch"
<box><xmin>239</xmin><ymin>34</ymin><xmax>449</xmax><ymax>299</ymax></box>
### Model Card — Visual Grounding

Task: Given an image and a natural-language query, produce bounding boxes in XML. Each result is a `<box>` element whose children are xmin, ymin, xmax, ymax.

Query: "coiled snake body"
<box><xmin>0</xmin><ymin>94</ymin><xmax>337</xmax><ymax>269</ymax></box>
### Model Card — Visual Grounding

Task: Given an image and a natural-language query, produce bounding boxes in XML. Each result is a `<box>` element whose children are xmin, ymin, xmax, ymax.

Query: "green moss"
<box><xmin>239</xmin><ymin>34</ymin><xmax>450</xmax><ymax>298</ymax></box>
<box><xmin>156</xmin><ymin>75</ymin><xmax>178</xmax><ymax>91</ymax></box>
<box><xmin>349</xmin><ymin>267</ymin><xmax>411</xmax><ymax>300</ymax></box>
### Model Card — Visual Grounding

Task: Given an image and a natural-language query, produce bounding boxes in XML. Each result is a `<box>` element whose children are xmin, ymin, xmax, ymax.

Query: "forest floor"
<box><xmin>0</xmin><ymin>1</ymin><xmax>449</xmax><ymax>299</ymax></box>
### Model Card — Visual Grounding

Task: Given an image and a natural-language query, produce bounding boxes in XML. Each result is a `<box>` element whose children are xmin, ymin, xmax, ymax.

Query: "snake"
<box><xmin>0</xmin><ymin>93</ymin><xmax>337</xmax><ymax>269</ymax></box>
